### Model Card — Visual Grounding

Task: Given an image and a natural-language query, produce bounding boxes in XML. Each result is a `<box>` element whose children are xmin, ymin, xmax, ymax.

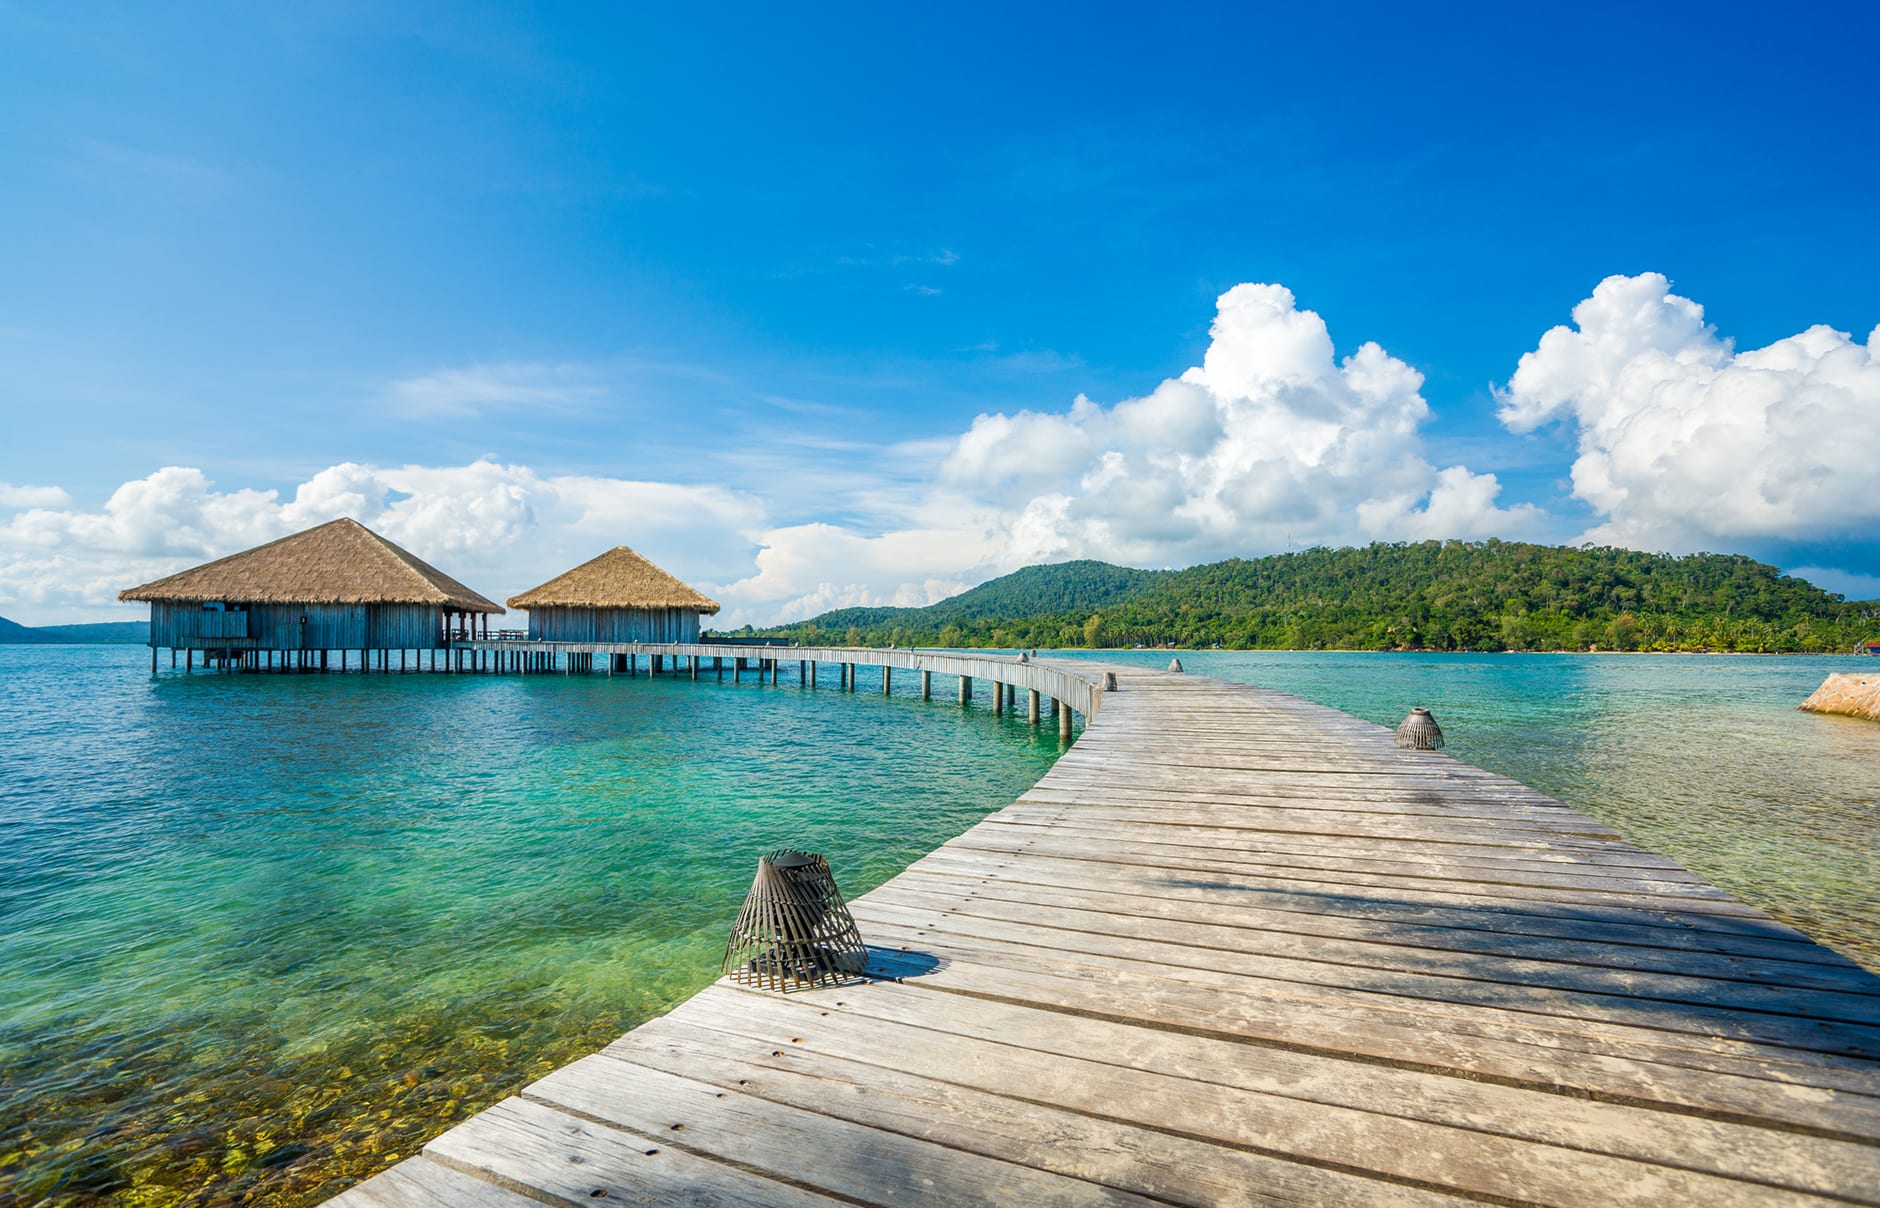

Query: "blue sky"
<box><xmin>2</xmin><ymin>2</ymin><xmax>1877</xmax><ymax>624</ymax></box>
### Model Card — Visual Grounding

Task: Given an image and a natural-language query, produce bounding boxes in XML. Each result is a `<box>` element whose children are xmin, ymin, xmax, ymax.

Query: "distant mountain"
<box><xmin>752</xmin><ymin>541</ymin><xmax>1880</xmax><ymax>654</ymax></box>
<box><xmin>731</xmin><ymin>560</ymin><xmax>1168</xmax><ymax>643</ymax></box>
<box><xmin>0</xmin><ymin>616</ymin><xmax>151</xmax><ymax>645</ymax></box>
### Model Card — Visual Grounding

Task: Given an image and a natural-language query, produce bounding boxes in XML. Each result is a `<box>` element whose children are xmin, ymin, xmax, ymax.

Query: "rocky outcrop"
<box><xmin>1800</xmin><ymin>672</ymin><xmax>1880</xmax><ymax>722</ymax></box>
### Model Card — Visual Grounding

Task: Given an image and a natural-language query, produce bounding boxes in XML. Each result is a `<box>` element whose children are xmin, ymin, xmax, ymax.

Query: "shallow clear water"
<box><xmin>1064</xmin><ymin>650</ymin><xmax>1880</xmax><ymax>968</ymax></box>
<box><xmin>0</xmin><ymin>648</ymin><xmax>1065</xmax><ymax>1205</ymax></box>
<box><xmin>4</xmin><ymin>648</ymin><xmax>1876</xmax><ymax>1206</ymax></box>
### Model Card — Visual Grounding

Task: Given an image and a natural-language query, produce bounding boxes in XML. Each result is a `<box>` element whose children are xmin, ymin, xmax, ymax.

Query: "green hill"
<box><xmin>753</xmin><ymin>541</ymin><xmax>1879</xmax><ymax>653</ymax></box>
<box><xmin>0</xmin><ymin>616</ymin><xmax>151</xmax><ymax>645</ymax></box>
<box><xmin>731</xmin><ymin>560</ymin><xmax>1166</xmax><ymax>644</ymax></box>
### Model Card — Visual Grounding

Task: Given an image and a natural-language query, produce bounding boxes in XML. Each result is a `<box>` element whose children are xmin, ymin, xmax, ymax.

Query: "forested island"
<box><xmin>745</xmin><ymin>541</ymin><xmax>1879</xmax><ymax>654</ymax></box>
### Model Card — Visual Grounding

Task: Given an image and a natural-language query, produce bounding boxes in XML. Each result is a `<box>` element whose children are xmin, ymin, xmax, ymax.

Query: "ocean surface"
<box><xmin>3</xmin><ymin>646</ymin><xmax>1876</xmax><ymax>1206</ymax></box>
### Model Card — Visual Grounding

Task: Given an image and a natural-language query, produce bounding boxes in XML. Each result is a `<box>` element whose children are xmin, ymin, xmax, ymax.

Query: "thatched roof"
<box><xmin>118</xmin><ymin>518</ymin><xmax>503</xmax><ymax>613</ymax></box>
<box><xmin>507</xmin><ymin>546</ymin><xmax>721</xmax><ymax>614</ymax></box>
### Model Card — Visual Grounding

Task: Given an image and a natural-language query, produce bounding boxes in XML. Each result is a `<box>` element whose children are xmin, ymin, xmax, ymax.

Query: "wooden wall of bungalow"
<box><xmin>149</xmin><ymin>601</ymin><xmax>465</xmax><ymax>650</ymax></box>
<box><xmin>524</xmin><ymin>606</ymin><xmax>702</xmax><ymax>644</ymax></box>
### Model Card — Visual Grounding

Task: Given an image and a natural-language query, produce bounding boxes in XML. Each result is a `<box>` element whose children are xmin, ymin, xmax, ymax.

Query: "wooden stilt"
<box><xmin>958</xmin><ymin>674</ymin><xmax>971</xmax><ymax>704</ymax></box>
<box><xmin>1059</xmin><ymin>701</ymin><xmax>1074</xmax><ymax>740</ymax></box>
<box><xmin>993</xmin><ymin>680</ymin><xmax>1004</xmax><ymax>715</ymax></box>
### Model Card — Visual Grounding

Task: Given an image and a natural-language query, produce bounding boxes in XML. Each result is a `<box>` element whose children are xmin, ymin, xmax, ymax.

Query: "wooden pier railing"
<box><xmin>327</xmin><ymin>659</ymin><xmax>1880</xmax><ymax>1206</ymax></box>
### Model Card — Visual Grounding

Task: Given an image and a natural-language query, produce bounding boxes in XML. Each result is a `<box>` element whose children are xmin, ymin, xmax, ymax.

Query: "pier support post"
<box><xmin>1059</xmin><ymin>702</ymin><xmax>1074</xmax><ymax>741</ymax></box>
<box><xmin>993</xmin><ymin>681</ymin><xmax>1004</xmax><ymax>715</ymax></box>
<box><xmin>921</xmin><ymin>669</ymin><xmax>931</xmax><ymax>700</ymax></box>
<box><xmin>691</xmin><ymin>656</ymin><xmax>699</xmax><ymax>681</ymax></box>
<box><xmin>882</xmin><ymin>665</ymin><xmax>892</xmax><ymax>695</ymax></box>
<box><xmin>958</xmin><ymin>675</ymin><xmax>972</xmax><ymax>705</ymax></box>
<box><xmin>845</xmin><ymin>662</ymin><xmax>856</xmax><ymax>691</ymax></box>
<box><xmin>799</xmin><ymin>659</ymin><xmax>806</xmax><ymax>686</ymax></box>
<box><xmin>809</xmin><ymin>660</ymin><xmax>817</xmax><ymax>688</ymax></box>
<box><xmin>1028</xmin><ymin>689</ymin><xmax>1041</xmax><ymax>724</ymax></box>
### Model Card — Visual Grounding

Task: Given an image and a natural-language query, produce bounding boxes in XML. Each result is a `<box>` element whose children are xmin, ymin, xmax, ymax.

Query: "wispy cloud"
<box><xmin>76</xmin><ymin>140</ymin><xmax>232</xmax><ymax>195</ymax></box>
<box><xmin>389</xmin><ymin>362</ymin><xmax>606</xmax><ymax>417</ymax></box>
<box><xmin>836</xmin><ymin>247</ymin><xmax>960</xmax><ymax>268</ymax></box>
<box><xmin>904</xmin><ymin>284</ymin><xmax>943</xmax><ymax>296</ymax></box>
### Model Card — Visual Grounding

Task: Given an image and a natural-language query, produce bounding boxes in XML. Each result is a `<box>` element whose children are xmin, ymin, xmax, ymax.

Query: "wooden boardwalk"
<box><xmin>331</xmin><ymin>660</ymin><xmax>1880</xmax><ymax>1206</ymax></box>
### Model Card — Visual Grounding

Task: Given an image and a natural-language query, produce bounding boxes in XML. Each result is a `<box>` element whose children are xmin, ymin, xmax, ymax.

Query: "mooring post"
<box><xmin>809</xmin><ymin>660</ymin><xmax>818</xmax><ymax>688</ymax></box>
<box><xmin>845</xmin><ymin>662</ymin><xmax>856</xmax><ymax>691</ymax></box>
<box><xmin>798</xmin><ymin>658</ymin><xmax>806</xmax><ymax>686</ymax></box>
<box><xmin>920</xmin><ymin>669</ymin><xmax>931</xmax><ymax>700</ymax></box>
<box><xmin>882</xmin><ymin>665</ymin><xmax>892</xmax><ymax>695</ymax></box>
<box><xmin>958</xmin><ymin>674</ymin><xmax>972</xmax><ymax>705</ymax></box>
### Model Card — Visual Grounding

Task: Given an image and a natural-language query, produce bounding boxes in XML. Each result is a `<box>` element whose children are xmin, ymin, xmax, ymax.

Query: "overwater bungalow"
<box><xmin>119</xmin><ymin>517</ymin><xmax>503</xmax><ymax>670</ymax></box>
<box><xmin>506</xmin><ymin>546</ymin><xmax>720</xmax><ymax>642</ymax></box>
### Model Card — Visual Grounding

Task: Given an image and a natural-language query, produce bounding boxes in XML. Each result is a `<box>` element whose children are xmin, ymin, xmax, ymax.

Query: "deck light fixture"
<box><xmin>723</xmin><ymin>850</ymin><xmax>868</xmax><ymax>992</ymax></box>
<box><xmin>1396</xmin><ymin>707</ymin><xmax>1445</xmax><ymax>750</ymax></box>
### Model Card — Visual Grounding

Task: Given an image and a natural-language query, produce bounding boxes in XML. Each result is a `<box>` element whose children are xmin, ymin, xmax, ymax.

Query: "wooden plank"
<box><xmin>659</xmin><ymin>984</ymin><xmax>1880</xmax><ymax>1200</ymax></box>
<box><xmin>905</xmin><ymin>848</ymin><xmax>1864</xmax><ymax>968</ymax></box>
<box><xmin>645</xmin><ymin>990</ymin><xmax>1859</xmax><ymax>1206</ymax></box>
<box><xmin>978</xmin><ymin>815</ymin><xmax>1724</xmax><ymax>892</ymax></box>
<box><xmin>423</xmin><ymin>1097</ymin><xmax>843</xmax><ymax>1207</ymax></box>
<box><xmin>937</xmin><ymin>831</ymin><xmax>1800</xmax><ymax>928</ymax></box>
<box><xmin>324</xmin><ymin>1157</ymin><xmax>545</xmax><ymax>1208</ymax></box>
<box><xmin>526</xmin><ymin>1055</ymin><xmax>1160</xmax><ymax>1206</ymax></box>
<box><xmin>850</xmin><ymin>899</ymin><xmax>1880</xmax><ymax>1057</ymax></box>
<box><xmin>604</xmin><ymin>1018</ymin><xmax>1482</xmax><ymax>1207</ymax></box>
<box><xmin>862</xmin><ymin>881</ymin><xmax>1880</xmax><ymax>1019</ymax></box>
<box><xmin>329</xmin><ymin>661</ymin><xmax>1880</xmax><ymax>1207</ymax></box>
<box><xmin>881</xmin><ymin>866</ymin><xmax>1880</xmax><ymax>995</ymax></box>
<box><xmin>850</xmin><ymin>919</ymin><xmax>1880</xmax><ymax>1104</ymax></box>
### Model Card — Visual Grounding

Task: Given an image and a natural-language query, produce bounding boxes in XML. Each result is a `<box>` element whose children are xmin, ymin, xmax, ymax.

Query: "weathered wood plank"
<box><xmin>423</xmin><ymin>1097</ymin><xmax>844</xmax><ymax>1206</ymax></box>
<box><xmin>599</xmin><ymin>1020</ymin><xmax>1483</xmax><ymax>1207</ymax></box>
<box><xmin>655</xmin><ymin>984</ymin><xmax>1880</xmax><ymax>1200</ymax></box>
<box><xmin>526</xmin><ymin>1055</ymin><xmax>1160</xmax><ymax>1206</ymax></box>
<box><xmin>881</xmin><ymin>866</ymin><xmax>1880</xmax><ymax>994</ymax></box>
<box><xmin>323</xmin><ymin>1157</ymin><xmax>546</xmax><ymax>1208</ymax></box>
<box><xmin>640</xmin><ymin>989</ymin><xmax>1859</xmax><ymax>1206</ymax></box>
<box><xmin>323</xmin><ymin>659</ymin><xmax>1880</xmax><ymax>1207</ymax></box>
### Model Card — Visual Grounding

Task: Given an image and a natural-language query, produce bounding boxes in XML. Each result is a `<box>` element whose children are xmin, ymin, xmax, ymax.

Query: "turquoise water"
<box><xmin>0</xmin><ymin>648</ymin><xmax>1066</xmax><ymax>1205</ymax></box>
<box><xmin>3</xmin><ymin>648</ymin><xmax>1876</xmax><ymax>1206</ymax></box>
<box><xmin>1065</xmin><ymin>650</ymin><xmax>1880</xmax><ymax>967</ymax></box>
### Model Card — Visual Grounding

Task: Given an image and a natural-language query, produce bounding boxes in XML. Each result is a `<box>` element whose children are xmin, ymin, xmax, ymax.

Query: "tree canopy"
<box><xmin>738</xmin><ymin>541</ymin><xmax>1880</xmax><ymax>654</ymax></box>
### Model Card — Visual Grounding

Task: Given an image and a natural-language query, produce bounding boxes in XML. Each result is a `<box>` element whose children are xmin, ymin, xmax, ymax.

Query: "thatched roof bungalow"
<box><xmin>507</xmin><ymin>546</ymin><xmax>720</xmax><ymax>643</ymax></box>
<box><xmin>120</xmin><ymin>517</ymin><xmax>501</xmax><ymax>654</ymax></box>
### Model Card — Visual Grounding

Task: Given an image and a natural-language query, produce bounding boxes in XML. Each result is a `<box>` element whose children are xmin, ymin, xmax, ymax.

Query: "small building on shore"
<box><xmin>507</xmin><ymin>546</ymin><xmax>720</xmax><ymax>643</ymax></box>
<box><xmin>119</xmin><ymin>517</ymin><xmax>503</xmax><ymax>667</ymax></box>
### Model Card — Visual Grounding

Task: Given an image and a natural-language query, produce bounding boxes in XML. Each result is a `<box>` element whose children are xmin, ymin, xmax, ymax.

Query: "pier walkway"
<box><xmin>331</xmin><ymin>656</ymin><xmax>1880</xmax><ymax>1206</ymax></box>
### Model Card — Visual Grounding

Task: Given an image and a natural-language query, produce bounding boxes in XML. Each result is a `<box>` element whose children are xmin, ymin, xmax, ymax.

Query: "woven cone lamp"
<box><xmin>1395</xmin><ymin>707</ymin><xmax>1445</xmax><ymax>750</ymax></box>
<box><xmin>722</xmin><ymin>850</ymin><xmax>868</xmax><ymax>992</ymax></box>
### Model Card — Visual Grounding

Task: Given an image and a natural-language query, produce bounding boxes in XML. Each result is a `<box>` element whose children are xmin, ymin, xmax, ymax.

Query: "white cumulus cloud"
<box><xmin>0</xmin><ymin>461</ymin><xmax>765</xmax><ymax>625</ymax></box>
<box><xmin>933</xmin><ymin>282</ymin><xmax>1543</xmax><ymax>566</ymax></box>
<box><xmin>1497</xmin><ymin>272</ymin><xmax>1880</xmax><ymax>550</ymax></box>
<box><xmin>3</xmin><ymin>283</ymin><xmax>1563</xmax><ymax>626</ymax></box>
<box><xmin>0</xmin><ymin>483</ymin><xmax>74</xmax><ymax>510</ymax></box>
